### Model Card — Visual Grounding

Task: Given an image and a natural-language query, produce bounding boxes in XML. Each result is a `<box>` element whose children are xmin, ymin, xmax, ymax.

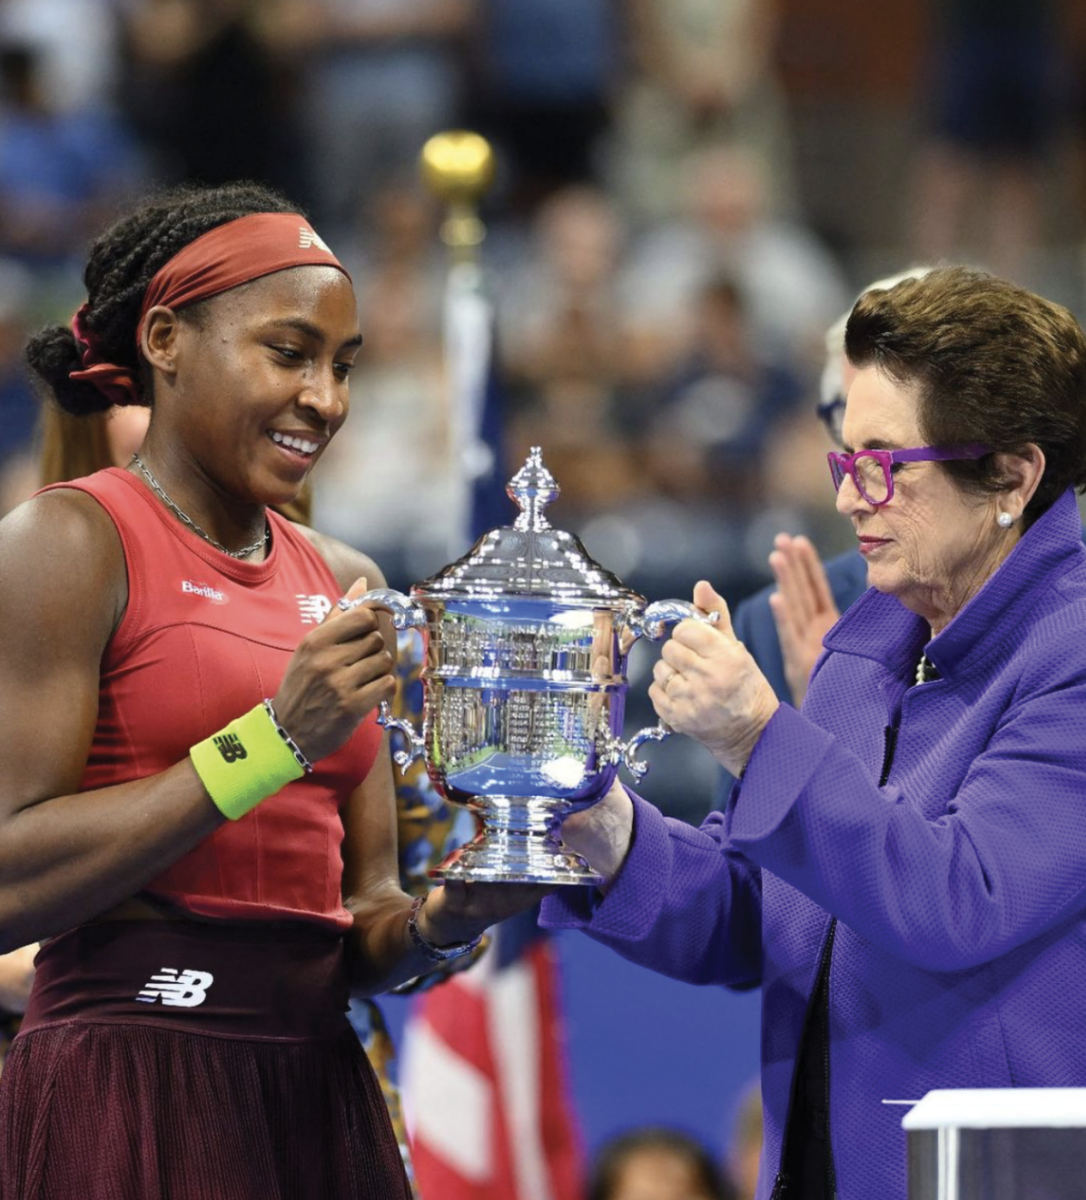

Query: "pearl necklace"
<box><xmin>131</xmin><ymin>454</ymin><xmax>269</xmax><ymax>560</ymax></box>
<box><xmin>915</xmin><ymin>653</ymin><xmax>938</xmax><ymax>686</ymax></box>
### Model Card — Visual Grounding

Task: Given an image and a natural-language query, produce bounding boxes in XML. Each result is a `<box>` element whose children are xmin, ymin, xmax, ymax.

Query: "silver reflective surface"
<box><xmin>428</xmin><ymin>612</ymin><xmax>623</xmax><ymax>802</ymax></box>
<box><xmin>418</xmin><ymin>600</ymin><xmax>627</xmax><ymax>885</ymax></box>
<box><xmin>358</xmin><ymin>448</ymin><xmax>716</xmax><ymax>885</ymax></box>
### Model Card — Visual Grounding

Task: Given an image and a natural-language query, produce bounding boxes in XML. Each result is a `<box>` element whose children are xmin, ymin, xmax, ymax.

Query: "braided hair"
<box><xmin>25</xmin><ymin>181</ymin><xmax>299</xmax><ymax>416</ymax></box>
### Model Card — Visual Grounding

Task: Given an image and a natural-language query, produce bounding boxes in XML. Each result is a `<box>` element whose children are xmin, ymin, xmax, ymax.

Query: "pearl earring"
<box><xmin>997</xmin><ymin>512</ymin><xmax>1014</xmax><ymax>528</ymax></box>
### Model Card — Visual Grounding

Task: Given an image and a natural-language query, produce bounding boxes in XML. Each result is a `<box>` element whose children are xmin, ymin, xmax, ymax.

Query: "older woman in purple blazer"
<box><xmin>544</xmin><ymin>266</ymin><xmax>1086</xmax><ymax>1200</ymax></box>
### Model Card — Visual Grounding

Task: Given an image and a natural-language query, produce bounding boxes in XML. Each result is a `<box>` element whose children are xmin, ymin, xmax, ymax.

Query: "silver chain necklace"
<box><xmin>131</xmin><ymin>454</ymin><xmax>269</xmax><ymax>559</ymax></box>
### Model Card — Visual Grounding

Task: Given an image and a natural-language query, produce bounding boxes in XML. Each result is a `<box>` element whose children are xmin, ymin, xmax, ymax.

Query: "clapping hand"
<box><xmin>767</xmin><ymin>535</ymin><xmax>841</xmax><ymax>706</ymax></box>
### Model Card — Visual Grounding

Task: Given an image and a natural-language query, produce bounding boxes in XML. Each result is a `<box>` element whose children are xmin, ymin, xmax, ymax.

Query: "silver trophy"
<box><xmin>351</xmin><ymin>448</ymin><xmax>717</xmax><ymax>885</ymax></box>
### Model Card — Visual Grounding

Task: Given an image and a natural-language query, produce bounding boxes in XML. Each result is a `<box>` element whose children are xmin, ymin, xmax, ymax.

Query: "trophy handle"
<box><xmin>618</xmin><ymin>601</ymin><xmax>721</xmax><ymax>780</ymax></box>
<box><xmin>618</xmin><ymin>723</ymin><xmax>670</xmax><ymax>781</ymax></box>
<box><xmin>338</xmin><ymin>588</ymin><xmax>428</xmax><ymax>767</ymax></box>
<box><xmin>337</xmin><ymin>586</ymin><xmax>427</xmax><ymax>631</ymax></box>
<box><xmin>377</xmin><ymin>700</ymin><xmax>425</xmax><ymax>768</ymax></box>
<box><xmin>625</xmin><ymin>598</ymin><xmax>720</xmax><ymax>643</ymax></box>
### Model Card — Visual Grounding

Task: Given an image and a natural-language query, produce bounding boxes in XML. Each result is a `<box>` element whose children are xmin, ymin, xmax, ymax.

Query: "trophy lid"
<box><xmin>413</xmin><ymin>448</ymin><xmax>645</xmax><ymax>608</ymax></box>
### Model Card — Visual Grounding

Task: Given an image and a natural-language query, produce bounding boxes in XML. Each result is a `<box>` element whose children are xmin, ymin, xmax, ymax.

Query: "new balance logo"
<box><xmin>181</xmin><ymin>579</ymin><xmax>228</xmax><ymax>604</ymax></box>
<box><xmin>297</xmin><ymin>593</ymin><xmax>332</xmax><ymax>625</ymax></box>
<box><xmin>136</xmin><ymin>968</ymin><xmax>214</xmax><ymax>1008</ymax></box>
<box><xmin>298</xmin><ymin>226</ymin><xmax>330</xmax><ymax>252</ymax></box>
<box><xmin>213</xmin><ymin>732</ymin><xmax>247</xmax><ymax>763</ymax></box>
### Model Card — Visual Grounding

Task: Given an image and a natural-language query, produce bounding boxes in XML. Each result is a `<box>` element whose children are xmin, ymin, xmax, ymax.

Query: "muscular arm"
<box><xmin>0</xmin><ymin>491</ymin><xmax>226</xmax><ymax>950</ymax></box>
<box><xmin>0</xmin><ymin>497</ymin><xmax>400</xmax><ymax>952</ymax></box>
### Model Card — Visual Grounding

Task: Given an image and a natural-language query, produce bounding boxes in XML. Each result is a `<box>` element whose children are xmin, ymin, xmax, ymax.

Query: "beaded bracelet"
<box><xmin>407</xmin><ymin>894</ymin><xmax>482</xmax><ymax>963</ymax></box>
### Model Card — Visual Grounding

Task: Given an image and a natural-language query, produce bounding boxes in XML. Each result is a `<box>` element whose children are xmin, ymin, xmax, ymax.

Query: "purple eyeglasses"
<box><xmin>827</xmin><ymin>443</ymin><xmax>993</xmax><ymax>506</ymax></box>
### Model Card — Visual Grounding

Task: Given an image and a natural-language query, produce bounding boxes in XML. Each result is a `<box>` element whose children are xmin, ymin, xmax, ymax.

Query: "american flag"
<box><xmin>403</xmin><ymin>916</ymin><xmax>584</xmax><ymax>1200</ymax></box>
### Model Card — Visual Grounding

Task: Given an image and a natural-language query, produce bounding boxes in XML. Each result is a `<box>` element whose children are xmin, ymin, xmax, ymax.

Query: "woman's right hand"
<box><xmin>270</xmin><ymin>577</ymin><xmax>397</xmax><ymax>763</ymax></box>
<box><xmin>651</xmin><ymin>581</ymin><xmax>780</xmax><ymax>778</ymax></box>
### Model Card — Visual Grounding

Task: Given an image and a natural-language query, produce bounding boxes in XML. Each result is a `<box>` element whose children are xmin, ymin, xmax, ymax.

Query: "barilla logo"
<box><xmin>181</xmin><ymin>579</ymin><xmax>228</xmax><ymax>604</ymax></box>
<box><xmin>136</xmin><ymin>967</ymin><xmax>214</xmax><ymax>1008</ymax></box>
<box><xmin>298</xmin><ymin>226</ymin><xmax>331</xmax><ymax>252</ymax></box>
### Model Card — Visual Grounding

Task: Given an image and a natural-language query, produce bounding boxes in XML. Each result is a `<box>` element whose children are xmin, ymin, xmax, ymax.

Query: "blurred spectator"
<box><xmin>120</xmin><ymin>0</ymin><xmax>306</xmax><ymax>198</ymax></box>
<box><xmin>611</xmin><ymin>0</ymin><xmax>796</xmax><ymax>226</ymax></box>
<box><xmin>0</xmin><ymin>0</ymin><xmax>121</xmax><ymax>114</ymax></box>
<box><xmin>620</xmin><ymin>142</ymin><xmax>849</xmax><ymax>373</ymax></box>
<box><xmin>0</xmin><ymin>259</ymin><xmax>35</xmax><ymax>475</ymax></box>
<box><xmin>0</xmin><ymin>400</ymin><xmax>151</xmax><ymax>519</ymax></box>
<box><xmin>309</xmin><ymin>181</ymin><xmax>451</xmax><ymax>582</ymax></box>
<box><xmin>498</xmin><ymin>185</ymin><xmax>645</xmax><ymax>516</ymax></box>
<box><xmin>338</xmin><ymin>180</ymin><xmax>447</xmax><ymax>320</ymax></box>
<box><xmin>298</xmin><ymin>0</ymin><xmax>471</xmax><ymax>241</ymax></box>
<box><xmin>906</xmin><ymin>0</ymin><xmax>1068</xmax><ymax>284</ymax></box>
<box><xmin>586</xmin><ymin>1126</ymin><xmax>735</xmax><ymax>1200</ymax></box>
<box><xmin>724</xmin><ymin>1082</ymin><xmax>762</xmax><ymax>1200</ymax></box>
<box><xmin>310</xmin><ymin>232</ymin><xmax>456</xmax><ymax>585</ymax></box>
<box><xmin>0</xmin><ymin>42</ymin><xmax>143</xmax><ymax>274</ymax></box>
<box><xmin>38</xmin><ymin>402</ymin><xmax>150</xmax><ymax>486</ymax></box>
<box><xmin>499</xmin><ymin>185</ymin><xmax>628</xmax><ymax>377</ymax></box>
<box><xmin>640</xmin><ymin>274</ymin><xmax>804</xmax><ymax>514</ymax></box>
<box><xmin>465</xmin><ymin>0</ymin><xmax>621</xmax><ymax>219</ymax></box>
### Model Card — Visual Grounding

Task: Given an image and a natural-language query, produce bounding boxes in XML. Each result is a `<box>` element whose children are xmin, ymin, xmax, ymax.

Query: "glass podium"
<box><xmin>904</xmin><ymin>1089</ymin><xmax>1086</xmax><ymax>1199</ymax></box>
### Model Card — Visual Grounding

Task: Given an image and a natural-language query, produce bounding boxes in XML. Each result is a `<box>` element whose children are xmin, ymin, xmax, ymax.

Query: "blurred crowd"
<box><xmin>1</xmin><ymin>3</ymin><xmax>1086</xmax><ymax>1182</ymax></box>
<box><xmin>3</xmin><ymin>0</ymin><xmax>1086</xmax><ymax>627</ymax></box>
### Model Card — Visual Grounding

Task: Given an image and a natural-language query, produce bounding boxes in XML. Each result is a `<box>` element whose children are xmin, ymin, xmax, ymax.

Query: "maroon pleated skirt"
<box><xmin>0</xmin><ymin>920</ymin><xmax>412</xmax><ymax>1200</ymax></box>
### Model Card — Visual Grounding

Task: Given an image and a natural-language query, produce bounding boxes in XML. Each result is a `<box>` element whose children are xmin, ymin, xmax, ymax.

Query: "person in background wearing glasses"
<box><xmin>729</xmin><ymin>268</ymin><xmax>931</xmax><ymax>714</ymax></box>
<box><xmin>542</xmin><ymin>266</ymin><xmax>1086</xmax><ymax>1200</ymax></box>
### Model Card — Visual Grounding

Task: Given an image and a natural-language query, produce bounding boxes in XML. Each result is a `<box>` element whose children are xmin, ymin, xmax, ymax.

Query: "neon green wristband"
<box><xmin>190</xmin><ymin>704</ymin><xmax>305</xmax><ymax>821</ymax></box>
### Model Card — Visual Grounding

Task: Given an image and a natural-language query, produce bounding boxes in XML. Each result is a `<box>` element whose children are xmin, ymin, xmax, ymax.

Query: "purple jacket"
<box><xmin>542</xmin><ymin>489</ymin><xmax>1086</xmax><ymax>1199</ymax></box>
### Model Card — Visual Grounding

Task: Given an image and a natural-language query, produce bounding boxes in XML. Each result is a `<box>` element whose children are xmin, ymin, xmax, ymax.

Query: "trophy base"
<box><xmin>429</xmin><ymin>795</ymin><xmax>604</xmax><ymax>886</ymax></box>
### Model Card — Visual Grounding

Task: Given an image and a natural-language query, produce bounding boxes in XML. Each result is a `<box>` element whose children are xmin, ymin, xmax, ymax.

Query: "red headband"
<box><xmin>69</xmin><ymin>212</ymin><xmax>351</xmax><ymax>406</ymax></box>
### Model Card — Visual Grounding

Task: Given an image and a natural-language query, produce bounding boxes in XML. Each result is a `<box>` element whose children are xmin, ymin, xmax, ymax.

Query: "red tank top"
<box><xmin>46</xmin><ymin>468</ymin><xmax>381</xmax><ymax>932</ymax></box>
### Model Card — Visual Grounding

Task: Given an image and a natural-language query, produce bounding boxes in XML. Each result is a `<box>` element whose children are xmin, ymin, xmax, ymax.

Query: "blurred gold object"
<box><xmin>420</xmin><ymin>131</ymin><xmax>495</xmax><ymax>202</ymax></box>
<box><xmin>419</xmin><ymin>131</ymin><xmax>496</xmax><ymax>260</ymax></box>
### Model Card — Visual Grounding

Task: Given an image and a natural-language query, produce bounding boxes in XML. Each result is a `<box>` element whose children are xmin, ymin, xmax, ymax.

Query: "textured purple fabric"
<box><xmin>542</xmin><ymin>489</ymin><xmax>1086</xmax><ymax>1200</ymax></box>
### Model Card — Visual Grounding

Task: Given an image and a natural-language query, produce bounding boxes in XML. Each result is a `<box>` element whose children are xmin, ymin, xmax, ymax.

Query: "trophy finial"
<box><xmin>508</xmin><ymin>447</ymin><xmax>560</xmax><ymax>531</ymax></box>
<box><xmin>419</xmin><ymin>131</ymin><xmax>496</xmax><ymax>260</ymax></box>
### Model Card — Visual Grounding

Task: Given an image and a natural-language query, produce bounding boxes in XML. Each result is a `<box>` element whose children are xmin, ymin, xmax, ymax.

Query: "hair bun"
<box><xmin>25</xmin><ymin>324</ymin><xmax>114</xmax><ymax>416</ymax></box>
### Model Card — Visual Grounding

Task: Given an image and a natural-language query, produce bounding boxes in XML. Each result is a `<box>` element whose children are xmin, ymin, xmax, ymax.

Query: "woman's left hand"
<box><xmin>650</xmin><ymin>580</ymin><xmax>780</xmax><ymax>777</ymax></box>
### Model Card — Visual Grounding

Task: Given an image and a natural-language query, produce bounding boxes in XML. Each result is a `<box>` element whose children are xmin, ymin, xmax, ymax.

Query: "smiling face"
<box><xmin>838</xmin><ymin>365</ymin><xmax>1018</xmax><ymax>633</ymax></box>
<box><xmin>144</xmin><ymin>264</ymin><xmax>360</xmax><ymax>516</ymax></box>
